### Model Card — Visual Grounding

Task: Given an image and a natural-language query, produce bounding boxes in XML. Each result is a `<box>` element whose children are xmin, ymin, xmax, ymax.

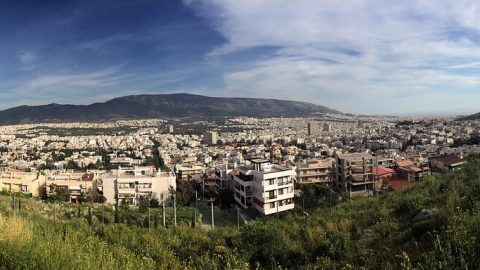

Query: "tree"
<box><xmin>138</xmin><ymin>197</ymin><xmax>149</xmax><ymax>213</ymax></box>
<box><xmin>171</xmin><ymin>181</ymin><xmax>195</xmax><ymax>206</ymax></box>
<box><xmin>239</xmin><ymin>221</ymin><xmax>286</xmax><ymax>268</ymax></box>
<box><xmin>65</xmin><ymin>160</ymin><xmax>79</xmax><ymax>170</ymax></box>
<box><xmin>48</xmin><ymin>184</ymin><xmax>70</xmax><ymax>202</ymax></box>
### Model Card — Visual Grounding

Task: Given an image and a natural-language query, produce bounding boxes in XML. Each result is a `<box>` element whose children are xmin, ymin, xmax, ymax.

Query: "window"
<box><xmin>278</xmin><ymin>188</ymin><xmax>284</xmax><ymax>195</ymax></box>
<box><xmin>270</xmin><ymin>202</ymin><xmax>275</xmax><ymax>209</ymax></box>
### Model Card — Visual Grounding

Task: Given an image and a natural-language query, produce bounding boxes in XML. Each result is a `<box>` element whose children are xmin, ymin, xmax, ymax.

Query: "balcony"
<box><xmin>267</xmin><ymin>195</ymin><xmax>277</xmax><ymax>200</ymax></box>
<box><xmin>277</xmin><ymin>180</ymin><xmax>293</xmax><ymax>186</ymax></box>
<box><xmin>236</xmin><ymin>173</ymin><xmax>254</xmax><ymax>182</ymax></box>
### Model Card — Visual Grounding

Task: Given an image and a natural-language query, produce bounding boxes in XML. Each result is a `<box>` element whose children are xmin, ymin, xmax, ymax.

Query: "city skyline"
<box><xmin>2</xmin><ymin>0</ymin><xmax>480</xmax><ymax>115</ymax></box>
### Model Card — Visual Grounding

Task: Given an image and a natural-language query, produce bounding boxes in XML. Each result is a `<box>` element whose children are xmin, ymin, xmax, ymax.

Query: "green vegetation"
<box><xmin>2</xmin><ymin>159</ymin><xmax>480</xmax><ymax>269</ymax></box>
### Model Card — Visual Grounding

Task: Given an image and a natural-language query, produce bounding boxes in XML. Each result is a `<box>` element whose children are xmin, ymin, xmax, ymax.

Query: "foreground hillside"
<box><xmin>0</xmin><ymin>93</ymin><xmax>339</xmax><ymax>124</ymax></box>
<box><xmin>2</xmin><ymin>158</ymin><xmax>480</xmax><ymax>269</ymax></box>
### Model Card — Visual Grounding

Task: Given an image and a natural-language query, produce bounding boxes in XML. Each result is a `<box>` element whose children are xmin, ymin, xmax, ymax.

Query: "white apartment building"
<box><xmin>102</xmin><ymin>166</ymin><xmax>176</xmax><ymax>205</ymax></box>
<box><xmin>233</xmin><ymin>159</ymin><xmax>295</xmax><ymax>215</ymax></box>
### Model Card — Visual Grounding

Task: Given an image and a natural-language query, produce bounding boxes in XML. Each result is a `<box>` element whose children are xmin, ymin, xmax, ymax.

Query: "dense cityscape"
<box><xmin>4</xmin><ymin>0</ymin><xmax>480</xmax><ymax>269</ymax></box>
<box><xmin>2</xmin><ymin>113</ymin><xmax>479</xmax><ymax>210</ymax></box>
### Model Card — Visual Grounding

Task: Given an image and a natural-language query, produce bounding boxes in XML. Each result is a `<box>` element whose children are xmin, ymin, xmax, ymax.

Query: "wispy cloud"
<box><xmin>18</xmin><ymin>51</ymin><xmax>38</xmax><ymax>71</ymax></box>
<box><xmin>15</xmin><ymin>65</ymin><xmax>129</xmax><ymax>95</ymax></box>
<box><xmin>185</xmin><ymin>0</ymin><xmax>480</xmax><ymax>113</ymax></box>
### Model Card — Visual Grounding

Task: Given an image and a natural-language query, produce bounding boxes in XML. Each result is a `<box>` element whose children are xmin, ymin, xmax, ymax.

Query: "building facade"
<box><xmin>102</xmin><ymin>166</ymin><xmax>176</xmax><ymax>205</ymax></box>
<box><xmin>0</xmin><ymin>170</ymin><xmax>45</xmax><ymax>197</ymax></box>
<box><xmin>203</xmin><ymin>131</ymin><xmax>218</xmax><ymax>145</ymax></box>
<box><xmin>307</xmin><ymin>121</ymin><xmax>320</xmax><ymax>136</ymax></box>
<box><xmin>233</xmin><ymin>159</ymin><xmax>295</xmax><ymax>215</ymax></box>
<box><xmin>334</xmin><ymin>153</ymin><xmax>375</xmax><ymax>196</ymax></box>
<box><xmin>296</xmin><ymin>158</ymin><xmax>333</xmax><ymax>185</ymax></box>
<box><xmin>46</xmin><ymin>172</ymin><xmax>95</xmax><ymax>203</ymax></box>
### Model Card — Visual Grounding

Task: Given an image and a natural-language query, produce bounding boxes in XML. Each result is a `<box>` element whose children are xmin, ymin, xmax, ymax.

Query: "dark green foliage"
<box><xmin>172</xmin><ymin>181</ymin><xmax>195</xmax><ymax>206</ymax></box>
<box><xmin>47</xmin><ymin>184</ymin><xmax>70</xmax><ymax>202</ymax></box>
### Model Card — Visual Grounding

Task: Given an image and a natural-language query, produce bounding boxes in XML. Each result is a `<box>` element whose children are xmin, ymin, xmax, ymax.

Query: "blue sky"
<box><xmin>1</xmin><ymin>0</ymin><xmax>480</xmax><ymax>115</ymax></box>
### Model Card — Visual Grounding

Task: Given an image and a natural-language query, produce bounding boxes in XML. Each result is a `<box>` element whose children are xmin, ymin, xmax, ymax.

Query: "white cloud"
<box><xmin>185</xmin><ymin>0</ymin><xmax>480</xmax><ymax>113</ymax></box>
<box><xmin>18</xmin><ymin>51</ymin><xmax>38</xmax><ymax>71</ymax></box>
<box><xmin>15</xmin><ymin>65</ymin><xmax>130</xmax><ymax>95</ymax></box>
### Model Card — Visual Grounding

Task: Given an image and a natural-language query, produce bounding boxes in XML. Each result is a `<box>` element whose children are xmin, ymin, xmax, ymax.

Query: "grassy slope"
<box><xmin>2</xmin><ymin>158</ymin><xmax>480</xmax><ymax>269</ymax></box>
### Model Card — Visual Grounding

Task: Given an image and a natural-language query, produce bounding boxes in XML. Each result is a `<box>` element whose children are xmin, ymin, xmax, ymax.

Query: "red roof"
<box><xmin>430</xmin><ymin>154</ymin><xmax>463</xmax><ymax>165</ymax></box>
<box><xmin>389</xmin><ymin>178</ymin><xmax>412</xmax><ymax>191</ymax></box>
<box><xmin>396</xmin><ymin>159</ymin><xmax>423</xmax><ymax>173</ymax></box>
<box><xmin>374</xmin><ymin>166</ymin><xmax>394</xmax><ymax>176</ymax></box>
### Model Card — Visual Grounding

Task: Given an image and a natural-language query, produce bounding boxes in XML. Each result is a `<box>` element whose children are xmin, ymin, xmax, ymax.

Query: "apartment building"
<box><xmin>102</xmin><ymin>166</ymin><xmax>176</xmax><ymax>205</ymax></box>
<box><xmin>334</xmin><ymin>153</ymin><xmax>375</xmax><ymax>196</ymax></box>
<box><xmin>203</xmin><ymin>131</ymin><xmax>218</xmax><ymax>145</ymax></box>
<box><xmin>0</xmin><ymin>170</ymin><xmax>46</xmax><ymax>197</ymax></box>
<box><xmin>429</xmin><ymin>154</ymin><xmax>464</xmax><ymax>172</ymax></box>
<box><xmin>233</xmin><ymin>159</ymin><xmax>295</xmax><ymax>215</ymax></box>
<box><xmin>45</xmin><ymin>172</ymin><xmax>95</xmax><ymax>203</ymax></box>
<box><xmin>296</xmin><ymin>158</ymin><xmax>333</xmax><ymax>185</ymax></box>
<box><xmin>175</xmin><ymin>164</ymin><xmax>205</xmax><ymax>181</ymax></box>
<box><xmin>307</xmin><ymin>121</ymin><xmax>320</xmax><ymax>136</ymax></box>
<box><xmin>214</xmin><ymin>163</ymin><xmax>235</xmax><ymax>190</ymax></box>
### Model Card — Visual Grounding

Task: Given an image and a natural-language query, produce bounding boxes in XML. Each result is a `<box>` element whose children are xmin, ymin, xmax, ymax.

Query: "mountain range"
<box><xmin>0</xmin><ymin>93</ymin><xmax>340</xmax><ymax>124</ymax></box>
<box><xmin>458</xmin><ymin>112</ymin><xmax>480</xmax><ymax>121</ymax></box>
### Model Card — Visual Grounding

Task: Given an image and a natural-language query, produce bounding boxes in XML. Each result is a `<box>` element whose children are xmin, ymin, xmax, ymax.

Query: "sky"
<box><xmin>1</xmin><ymin>0</ymin><xmax>480</xmax><ymax>115</ymax></box>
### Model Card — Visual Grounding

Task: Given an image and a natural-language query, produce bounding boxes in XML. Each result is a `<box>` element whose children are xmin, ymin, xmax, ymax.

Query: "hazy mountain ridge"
<box><xmin>458</xmin><ymin>112</ymin><xmax>480</xmax><ymax>121</ymax></box>
<box><xmin>0</xmin><ymin>93</ymin><xmax>340</xmax><ymax>124</ymax></box>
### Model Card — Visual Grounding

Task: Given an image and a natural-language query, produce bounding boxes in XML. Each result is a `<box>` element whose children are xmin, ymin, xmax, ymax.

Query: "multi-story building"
<box><xmin>233</xmin><ymin>159</ymin><xmax>295</xmax><ymax>215</ymax></box>
<box><xmin>323</xmin><ymin>123</ymin><xmax>332</xmax><ymax>132</ymax></box>
<box><xmin>296</xmin><ymin>158</ymin><xmax>333</xmax><ymax>185</ymax></box>
<box><xmin>46</xmin><ymin>172</ymin><xmax>95</xmax><ymax>203</ymax></box>
<box><xmin>215</xmin><ymin>163</ymin><xmax>235</xmax><ymax>190</ymax></box>
<box><xmin>175</xmin><ymin>164</ymin><xmax>205</xmax><ymax>181</ymax></box>
<box><xmin>429</xmin><ymin>154</ymin><xmax>464</xmax><ymax>172</ymax></box>
<box><xmin>0</xmin><ymin>170</ymin><xmax>45</xmax><ymax>197</ymax></box>
<box><xmin>203</xmin><ymin>131</ymin><xmax>218</xmax><ymax>145</ymax></box>
<box><xmin>334</xmin><ymin>153</ymin><xmax>375</xmax><ymax>196</ymax></box>
<box><xmin>102</xmin><ymin>166</ymin><xmax>176</xmax><ymax>205</ymax></box>
<box><xmin>307</xmin><ymin>121</ymin><xmax>320</xmax><ymax>136</ymax></box>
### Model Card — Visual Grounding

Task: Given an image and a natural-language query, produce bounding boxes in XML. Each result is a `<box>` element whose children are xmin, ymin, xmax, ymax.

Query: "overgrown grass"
<box><xmin>2</xmin><ymin>159</ymin><xmax>480</xmax><ymax>269</ymax></box>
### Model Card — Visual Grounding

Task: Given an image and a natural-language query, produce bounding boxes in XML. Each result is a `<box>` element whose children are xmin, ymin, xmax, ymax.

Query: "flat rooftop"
<box><xmin>336</xmin><ymin>153</ymin><xmax>372</xmax><ymax>160</ymax></box>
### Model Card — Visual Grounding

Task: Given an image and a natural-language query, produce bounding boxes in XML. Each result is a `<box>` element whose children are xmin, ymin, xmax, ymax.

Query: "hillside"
<box><xmin>458</xmin><ymin>112</ymin><xmax>480</xmax><ymax>121</ymax></box>
<box><xmin>0</xmin><ymin>93</ymin><xmax>340</xmax><ymax>124</ymax></box>
<box><xmin>2</xmin><ymin>156</ymin><xmax>480</xmax><ymax>269</ymax></box>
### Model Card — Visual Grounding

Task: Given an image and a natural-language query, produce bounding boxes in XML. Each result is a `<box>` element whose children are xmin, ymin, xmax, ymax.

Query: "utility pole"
<box><xmin>162</xmin><ymin>201</ymin><xmax>166</xmax><ymax>227</ymax></box>
<box><xmin>302</xmin><ymin>197</ymin><xmax>305</xmax><ymax>217</ymax></box>
<box><xmin>237</xmin><ymin>207</ymin><xmax>240</xmax><ymax>229</ymax></box>
<box><xmin>211</xmin><ymin>200</ymin><xmax>215</xmax><ymax>230</ymax></box>
<box><xmin>173</xmin><ymin>196</ymin><xmax>177</xmax><ymax>227</ymax></box>
<box><xmin>276</xmin><ymin>201</ymin><xmax>279</xmax><ymax>219</ymax></box>
<box><xmin>195</xmin><ymin>190</ymin><xmax>198</xmax><ymax>209</ymax></box>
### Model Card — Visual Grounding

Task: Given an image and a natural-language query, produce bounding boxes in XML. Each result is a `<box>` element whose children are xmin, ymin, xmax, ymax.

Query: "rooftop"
<box><xmin>336</xmin><ymin>153</ymin><xmax>373</xmax><ymax>160</ymax></box>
